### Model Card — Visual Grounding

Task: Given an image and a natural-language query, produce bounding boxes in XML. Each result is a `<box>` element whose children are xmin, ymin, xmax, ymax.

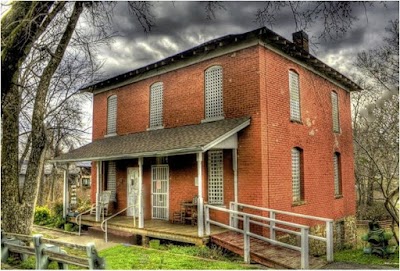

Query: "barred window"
<box><xmin>107</xmin><ymin>161</ymin><xmax>116</xmax><ymax>201</ymax></box>
<box><xmin>292</xmin><ymin>147</ymin><xmax>304</xmax><ymax>202</ymax></box>
<box><xmin>208</xmin><ymin>150</ymin><xmax>224</xmax><ymax>205</ymax></box>
<box><xmin>107</xmin><ymin>95</ymin><xmax>117</xmax><ymax>135</ymax></box>
<box><xmin>289</xmin><ymin>70</ymin><xmax>301</xmax><ymax>121</ymax></box>
<box><xmin>334</xmin><ymin>152</ymin><xmax>342</xmax><ymax>196</ymax></box>
<box><xmin>331</xmin><ymin>91</ymin><xmax>340</xmax><ymax>133</ymax></box>
<box><xmin>205</xmin><ymin>66</ymin><xmax>223</xmax><ymax>119</ymax></box>
<box><xmin>150</xmin><ymin>82</ymin><xmax>163</xmax><ymax>128</ymax></box>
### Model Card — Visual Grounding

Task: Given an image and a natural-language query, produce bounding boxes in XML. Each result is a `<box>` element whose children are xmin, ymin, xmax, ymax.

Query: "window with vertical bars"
<box><xmin>205</xmin><ymin>66</ymin><xmax>223</xmax><ymax>120</ymax></box>
<box><xmin>107</xmin><ymin>161</ymin><xmax>116</xmax><ymax>201</ymax></box>
<box><xmin>292</xmin><ymin>147</ymin><xmax>303</xmax><ymax>202</ymax></box>
<box><xmin>150</xmin><ymin>82</ymin><xmax>163</xmax><ymax>128</ymax></box>
<box><xmin>289</xmin><ymin>70</ymin><xmax>301</xmax><ymax>121</ymax></box>
<box><xmin>107</xmin><ymin>95</ymin><xmax>117</xmax><ymax>135</ymax></box>
<box><xmin>334</xmin><ymin>152</ymin><xmax>342</xmax><ymax>196</ymax></box>
<box><xmin>331</xmin><ymin>91</ymin><xmax>340</xmax><ymax>133</ymax></box>
<box><xmin>208</xmin><ymin>150</ymin><xmax>224</xmax><ymax>205</ymax></box>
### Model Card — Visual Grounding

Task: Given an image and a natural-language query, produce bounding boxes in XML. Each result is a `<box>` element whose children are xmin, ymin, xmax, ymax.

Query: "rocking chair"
<box><xmin>90</xmin><ymin>190</ymin><xmax>112</xmax><ymax>218</ymax></box>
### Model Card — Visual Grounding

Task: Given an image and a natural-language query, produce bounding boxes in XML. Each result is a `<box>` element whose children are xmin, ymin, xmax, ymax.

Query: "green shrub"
<box><xmin>34</xmin><ymin>206</ymin><xmax>51</xmax><ymax>225</ymax></box>
<box><xmin>357</xmin><ymin>202</ymin><xmax>392</xmax><ymax>221</ymax></box>
<box><xmin>52</xmin><ymin>202</ymin><xmax>64</xmax><ymax>217</ymax></box>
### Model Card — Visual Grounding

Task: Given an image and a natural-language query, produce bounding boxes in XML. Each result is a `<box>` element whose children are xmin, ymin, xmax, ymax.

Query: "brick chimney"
<box><xmin>292</xmin><ymin>30</ymin><xmax>309</xmax><ymax>52</ymax></box>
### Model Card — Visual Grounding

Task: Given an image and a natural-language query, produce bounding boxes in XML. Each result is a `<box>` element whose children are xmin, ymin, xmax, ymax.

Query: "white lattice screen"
<box><xmin>289</xmin><ymin>71</ymin><xmax>300</xmax><ymax>121</ymax></box>
<box><xmin>107</xmin><ymin>95</ymin><xmax>117</xmax><ymax>134</ymax></box>
<box><xmin>291</xmin><ymin>148</ymin><xmax>302</xmax><ymax>202</ymax></box>
<box><xmin>331</xmin><ymin>91</ymin><xmax>340</xmax><ymax>132</ymax></box>
<box><xmin>150</xmin><ymin>82</ymin><xmax>163</xmax><ymax>128</ymax></box>
<box><xmin>208</xmin><ymin>150</ymin><xmax>224</xmax><ymax>205</ymax></box>
<box><xmin>205</xmin><ymin>66</ymin><xmax>223</xmax><ymax>119</ymax></box>
<box><xmin>107</xmin><ymin>161</ymin><xmax>116</xmax><ymax>201</ymax></box>
<box><xmin>333</xmin><ymin>153</ymin><xmax>341</xmax><ymax>196</ymax></box>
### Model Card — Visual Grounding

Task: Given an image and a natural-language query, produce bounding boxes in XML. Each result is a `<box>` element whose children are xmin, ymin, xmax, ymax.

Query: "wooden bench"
<box><xmin>1</xmin><ymin>231</ymin><xmax>105</xmax><ymax>269</ymax></box>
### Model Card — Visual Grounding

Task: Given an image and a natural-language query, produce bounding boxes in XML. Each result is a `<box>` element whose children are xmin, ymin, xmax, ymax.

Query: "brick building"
<box><xmin>54</xmin><ymin>27</ymin><xmax>360</xmax><ymax>248</ymax></box>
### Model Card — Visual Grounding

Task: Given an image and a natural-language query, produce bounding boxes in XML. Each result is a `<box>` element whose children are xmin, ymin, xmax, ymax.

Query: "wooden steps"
<box><xmin>211</xmin><ymin>231</ymin><xmax>327</xmax><ymax>269</ymax></box>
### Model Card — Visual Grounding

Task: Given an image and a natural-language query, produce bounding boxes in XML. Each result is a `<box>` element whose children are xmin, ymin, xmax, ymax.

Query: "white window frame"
<box><xmin>289</xmin><ymin>70</ymin><xmax>301</xmax><ymax>122</ymax></box>
<box><xmin>331</xmin><ymin>91</ymin><xmax>340</xmax><ymax>133</ymax></box>
<box><xmin>208</xmin><ymin>150</ymin><xmax>224</xmax><ymax>205</ymax></box>
<box><xmin>334</xmin><ymin>152</ymin><xmax>342</xmax><ymax>197</ymax></box>
<box><xmin>204</xmin><ymin>66</ymin><xmax>224</xmax><ymax>121</ymax></box>
<box><xmin>107</xmin><ymin>161</ymin><xmax>117</xmax><ymax>201</ymax></box>
<box><xmin>292</xmin><ymin>147</ymin><xmax>303</xmax><ymax>202</ymax></box>
<box><xmin>107</xmin><ymin>95</ymin><xmax>117</xmax><ymax>136</ymax></box>
<box><xmin>149</xmin><ymin>82</ymin><xmax>164</xmax><ymax>129</ymax></box>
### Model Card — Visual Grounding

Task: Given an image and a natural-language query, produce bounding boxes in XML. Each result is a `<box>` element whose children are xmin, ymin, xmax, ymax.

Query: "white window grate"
<box><xmin>205</xmin><ymin>66</ymin><xmax>223</xmax><ymax>119</ymax></box>
<box><xmin>331</xmin><ymin>91</ymin><xmax>340</xmax><ymax>132</ymax></box>
<box><xmin>150</xmin><ymin>82</ymin><xmax>163</xmax><ymax>128</ymax></box>
<box><xmin>107</xmin><ymin>95</ymin><xmax>117</xmax><ymax>134</ymax></box>
<box><xmin>334</xmin><ymin>153</ymin><xmax>341</xmax><ymax>196</ymax></box>
<box><xmin>107</xmin><ymin>161</ymin><xmax>116</xmax><ymax>201</ymax></box>
<box><xmin>292</xmin><ymin>148</ymin><xmax>302</xmax><ymax>202</ymax></box>
<box><xmin>151</xmin><ymin>165</ymin><xmax>169</xmax><ymax>220</ymax></box>
<box><xmin>208</xmin><ymin>150</ymin><xmax>224</xmax><ymax>205</ymax></box>
<box><xmin>289</xmin><ymin>71</ymin><xmax>301</xmax><ymax>121</ymax></box>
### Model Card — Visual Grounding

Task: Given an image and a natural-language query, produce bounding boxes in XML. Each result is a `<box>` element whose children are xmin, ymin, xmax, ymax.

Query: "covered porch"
<box><xmin>52</xmin><ymin>117</ymin><xmax>251</xmax><ymax>240</ymax></box>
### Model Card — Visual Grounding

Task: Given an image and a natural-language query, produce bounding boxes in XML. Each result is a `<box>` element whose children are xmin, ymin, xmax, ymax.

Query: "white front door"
<box><xmin>127</xmin><ymin>167</ymin><xmax>139</xmax><ymax>217</ymax></box>
<box><xmin>151</xmin><ymin>165</ymin><xmax>169</xmax><ymax>220</ymax></box>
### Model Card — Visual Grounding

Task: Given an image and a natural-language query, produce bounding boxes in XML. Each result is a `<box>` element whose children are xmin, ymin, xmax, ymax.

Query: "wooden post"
<box><xmin>300</xmin><ymin>227</ymin><xmax>309</xmax><ymax>269</ymax></box>
<box><xmin>95</xmin><ymin>161</ymin><xmax>101</xmax><ymax>222</ymax></box>
<box><xmin>62</xmin><ymin>164</ymin><xmax>69</xmax><ymax>219</ymax></box>
<box><xmin>270</xmin><ymin>211</ymin><xmax>276</xmax><ymax>241</ymax></box>
<box><xmin>232</xmin><ymin>148</ymin><xmax>239</xmax><ymax>228</ymax></box>
<box><xmin>197</xmin><ymin>152</ymin><xmax>204</xmax><ymax>237</ymax></box>
<box><xmin>138</xmin><ymin>157</ymin><xmax>144</xmax><ymax>228</ymax></box>
<box><xmin>204</xmin><ymin>206</ymin><xmax>210</xmax><ymax>235</ymax></box>
<box><xmin>326</xmin><ymin>221</ymin><xmax>334</xmax><ymax>262</ymax></box>
<box><xmin>243</xmin><ymin>216</ymin><xmax>250</xmax><ymax>264</ymax></box>
<box><xmin>87</xmin><ymin>243</ymin><xmax>105</xmax><ymax>269</ymax></box>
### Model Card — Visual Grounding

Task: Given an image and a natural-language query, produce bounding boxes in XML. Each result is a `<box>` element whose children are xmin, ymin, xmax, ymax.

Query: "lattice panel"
<box><xmin>107</xmin><ymin>161</ymin><xmax>116</xmax><ymax>201</ymax></box>
<box><xmin>150</xmin><ymin>82</ymin><xmax>163</xmax><ymax>128</ymax></box>
<box><xmin>205</xmin><ymin>66</ymin><xmax>223</xmax><ymax>119</ymax></box>
<box><xmin>107</xmin><ymin>95</ymin><xmax>117</xmax><ymax>134</ymax></box>
<box><xmin>289</xmin><ymin>71</ymin><xmax>300</xmax><ymax>121</ymax></box>
<box><xmin>333</xmin><ymin>153</ymin><xmax>341</xmax><ymax>196</ymax></box>
<box><xmin>331</xmin><ymin>91</ymin><xmax>340</xmax><ymax>132</ymax></box>
<box><xmin>291</xmin><ymin>148</ymin><xmax>301</xmax><ymax>202</ymax></box>
<box><xmin>151</xmin><ymin>165</ymin><xmax>169</xmax><ymax>220</ymax></box>
<box><xmin>208</xmin><ymin>150</ymin><xmax>224</xmax><ymax>205</ymax></box>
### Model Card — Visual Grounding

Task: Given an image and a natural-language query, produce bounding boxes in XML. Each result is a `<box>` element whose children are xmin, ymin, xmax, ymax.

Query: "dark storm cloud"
<box><xmin>95</xmin><ymin>1</ymin><xmax>399</xmax><ymax>80</ymax></box>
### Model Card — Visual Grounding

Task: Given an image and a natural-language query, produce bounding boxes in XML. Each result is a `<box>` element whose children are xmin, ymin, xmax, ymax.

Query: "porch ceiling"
<box><xmin>51</xmin><ymin>117</ymin><xmax>250</xmax><ymax>163</ymax></box>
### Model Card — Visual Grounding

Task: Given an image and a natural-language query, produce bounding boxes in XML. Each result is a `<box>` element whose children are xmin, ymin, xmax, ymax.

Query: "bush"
<box><xmin>357</xmin><ymin>201</ymin><xmax>392</xmax><ymax>221</ymax></box>
<box><xmin>34</xmin><ymin>206</ymin><xmax>51</xmax><ymax>225</ymax></box>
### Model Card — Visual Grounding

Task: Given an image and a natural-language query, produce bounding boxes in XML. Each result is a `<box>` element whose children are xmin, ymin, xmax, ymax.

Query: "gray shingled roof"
<box><xmin>52</xmin><ymin>117</ymin><xmax>250</xmax><ymax>162</ymax></box>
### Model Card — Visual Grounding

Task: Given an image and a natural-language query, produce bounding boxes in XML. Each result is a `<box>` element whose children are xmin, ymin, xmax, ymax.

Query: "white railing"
<box><xmin>100</xmin><ymin>205</ymin><xmax>136</xmax><ymax>243</ymax></box>
<box><xmin>75</xmin><ymin>207</ymin><xmax>95</xmax><ymax>236</ymax></box>
<box><xmin>229</xmin><ymin>202</ymin><xmax>334</xmax><ymax>262</ymax></box>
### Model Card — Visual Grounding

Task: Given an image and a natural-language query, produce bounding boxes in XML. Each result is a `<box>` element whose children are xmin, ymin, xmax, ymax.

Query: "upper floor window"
<box><xmin>333</xmin><ymin>152</ymin><xmax>342</xmax><ymax>197</ymax></box>
<box><xmin>107</xmin><ymin>95</ymin><xmax>117</xmax><ymax>135</ymax></box>
<box><xmin>205</xmin><ymin>66</ymin><xmax>223</xmax><ymax>120</ymax></box>
<box><xmin>292</xmin><ymin>147</ymin><xmax>304</xmax><ymax>202</ymax></box>
<box><xmin>208</xmin><ymin>150</ymin><xmax>224</xmax><ymax>205</ymax></box>
<box><xmin>331</xmin><ymin>91</ymin><xmax>340</xmax><ymax>133</ymax></box>
<box><xmin>289</xmin><ymin>70</ymin><xmax>301</xmax><ymax>122</ymax></box>
<box><xmin>149</xmin><ymin>82</ymin><xmax>163</xmax><ymax>129</ymax></box>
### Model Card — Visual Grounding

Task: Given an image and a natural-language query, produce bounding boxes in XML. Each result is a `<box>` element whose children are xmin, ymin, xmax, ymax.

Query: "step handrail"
<box><xmin>100</xmin><ymin>205</ymin><xmax>136</xmax><ymax>243</ymax></box>
<box><xmin>75</xmin><ymin>207</ymin><xmax>95</xmax><ymax>236</ymax></box>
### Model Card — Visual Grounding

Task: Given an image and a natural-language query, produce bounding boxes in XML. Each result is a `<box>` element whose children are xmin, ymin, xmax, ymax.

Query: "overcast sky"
<box><xmin>93</xmin><ymin>1</ymin><xmax>399</xmax><ymax>81</ymax></box>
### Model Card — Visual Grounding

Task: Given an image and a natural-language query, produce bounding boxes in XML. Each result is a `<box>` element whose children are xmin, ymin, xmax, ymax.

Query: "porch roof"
<box><xmin>52</xmin><ymin>117</ymin><xmax>250</xmax><ymax>163</ymax></box>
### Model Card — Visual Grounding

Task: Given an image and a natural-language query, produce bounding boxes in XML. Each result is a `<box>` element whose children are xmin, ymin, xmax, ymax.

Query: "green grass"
<box><xmin>99</xmin><ymin>244</ymin><xmax>257</xmax><ymax>269</ymax></box>
<box><xmin>334</xmin><ymin>248</ymin><xmax>399</xmax><ymax>267</ymax></box>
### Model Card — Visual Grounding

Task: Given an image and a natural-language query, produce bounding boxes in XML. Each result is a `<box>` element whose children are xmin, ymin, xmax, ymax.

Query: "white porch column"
<box><xmin>95</xmin><ymin>161</ymin><xmax>102</xmax><ymax>222</ymax></box>
<box><xmin>197</xmin><ymin>152</ymin><xmax>204</xmax><ymax>237</ymax></box>
<box><xmin>138</xmin><ymin>157</ymin><xmax>144</xmax><ymax>228</ymax></box>
<box><xmin>62</xmin><ymin>164</ymin><xmax>69</xmax><ymax>219</ymax></box>
<box><xmin>232</xmin><ymin>148</ymin><xmax>238</xmax><ymax>228</ymax></box>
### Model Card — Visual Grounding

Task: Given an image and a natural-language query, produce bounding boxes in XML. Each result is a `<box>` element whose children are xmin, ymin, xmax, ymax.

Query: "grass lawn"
<box><xmin>99</xmin><ymin>244</ymin><xmax>257</xmax><ymax>270</ymax></box>
<box><xmin>334</xmin><ymin>248</ymin><xmax>399</xmax><ymax>267</ymax></box>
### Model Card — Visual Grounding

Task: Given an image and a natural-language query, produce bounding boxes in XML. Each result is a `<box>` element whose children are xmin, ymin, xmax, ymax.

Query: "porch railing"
<box><xmin>229</xmin><ymin>202</ymin><xmax>334</xmax><ymax>262</ymax></box>
<box><xmin>100</xmin><ymin>205</ymin><xmax>136</xmax><ymax>243</ymax></box>
<box><xmin>75</xmin><ymin>208</ymin><xmax>93</xmax><ymax>236</ymax></box>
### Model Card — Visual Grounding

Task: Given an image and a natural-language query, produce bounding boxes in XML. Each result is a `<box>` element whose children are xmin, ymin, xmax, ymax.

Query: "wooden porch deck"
<box><xmin>211</xmin><ymin>231</ymin><xmax>327</xmax><ymax>269</ymax></box>
<box><xmin>71</xmin><ymin>215</ymin><xmax>227</xmax><ymax>246</ymax></box>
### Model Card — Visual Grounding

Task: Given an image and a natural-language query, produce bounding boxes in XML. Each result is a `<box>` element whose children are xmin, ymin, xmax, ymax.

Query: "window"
<box><xmin>208</xmin><ymin>150</ymin><xmax>224</xmax><ymax>205</ymax></box>
<box><xmin>82</xmin><ymin>177</ymin><xmax>91</xmax><ymax>187</ymax></box>
<box><xmin>289</xmin><ymin>70</ymin><xmax>301</xmax><ymax>121</ymax></box>
<box><xmin>150</xmin><ymin>82</ymin><xmax>163</xmax><ymax>128</ymax></box>
<box><xmin>107</xmin><ymin>95</ymin><xmax>117</xmax><ymax>135</ymax></box>
<box><xmin>107</xmin><ymin>161</ymin><xmax>116</xmax><ymax>201</ymax></box>
<box><xmin>292</xmin><ymin>147</ymin><xmax>304</xmax><ymax>202</ymax></box>
<box><xmin>334</xmin><ymin>152</ymin><xmax>342</xmax><ymax>196</ymax></box>
<box><xmin>205</xmin><ymin>66</ymin><xmax>223</xmax><ymax>120</ymax></box>
<box><xmin>331</xmin><ymin>91</ymin><xmax>340</xmax><ymax>132</ymax></box>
